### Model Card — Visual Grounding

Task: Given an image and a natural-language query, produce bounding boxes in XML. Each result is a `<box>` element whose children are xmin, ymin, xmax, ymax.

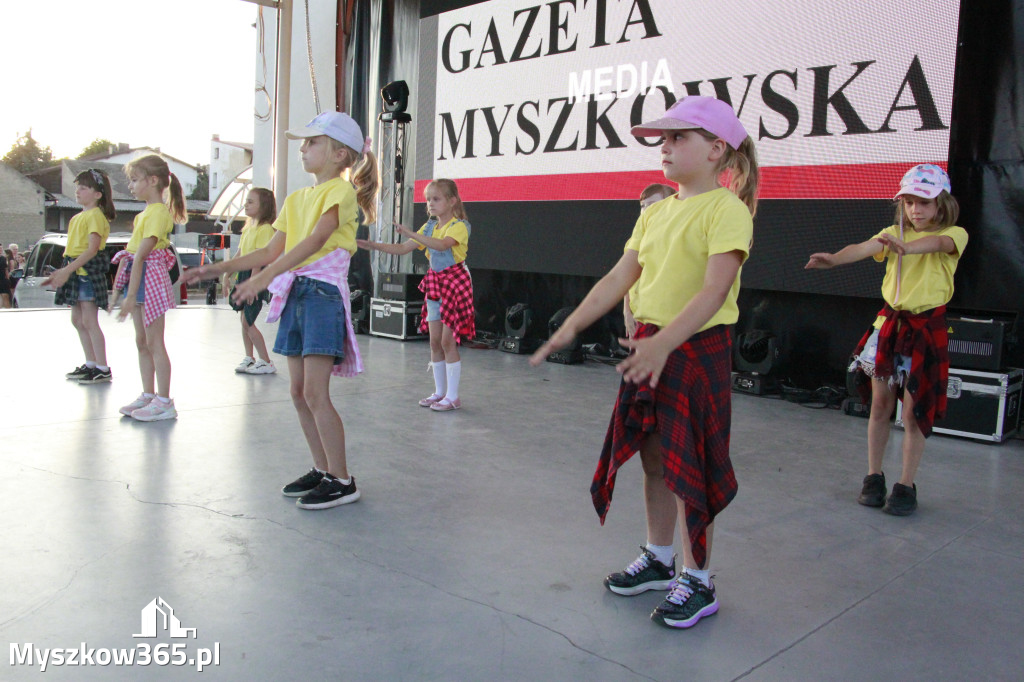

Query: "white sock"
<box><xmin>86</xmin><ymin>361</ymin><xmax>97</xmax><ymax>368</ymax></box>
<box><xmin>645</xmin><ymin>543</ymin><xmax>675</xmax><ymax>567</ymax></box>
<box><xmin>142</xmin><ymin>392</ymin><xmax>156</xmax><ymax>399</ymax></box>
<box><xmin>431</xmin><ymin>361</ymin><xmax>447</xmax><ymax>396</ymax></box>
<box><xmin>337</xmin><ymin>477</ymin><xmax>351</xmax><ymax>485</ymax></box>
<box><xmin>157</xmin><ymin>396</ymin><xmax>172</xmax><ymax>404</ymax></box>
<box><xmin>684</xmin><ymin>567</ymin><xmax>711</xmax><ymax>587</ymax></box>
<box><xmin>96</xmin><ymin>364</ymin><xmax>109</xmax><ymax>371</ymax></box>
<box><xmin>445</xmin><ymin>361</ymin><xmax>462</xmax><ymax>401</ymax></box>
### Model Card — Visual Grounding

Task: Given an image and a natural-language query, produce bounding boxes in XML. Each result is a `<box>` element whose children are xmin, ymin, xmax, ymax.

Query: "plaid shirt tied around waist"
<box><xmin>418</xmin><ymin>263</ymin><xmax>475</xmax><ymax>342</ymax></box>
<box><xmin>112</xmin><ymin>249</ymin><xmax>176</xmax><ymax>327</ymax></box>
<box><xmin>265</xmin><ymin>248</ymin><xmax>363</xmax><ymax>378</ymax></box>
<box><xmin>593</xmin><ymin>323</ymin><xmax>737</xmax><ymax>569</ymax></box>
<box><xmin>54</xmin><ymin>251</ymin><xmax>110</xmax><ymax>309</ymax></box>
<box><xmin>852</xmin><ymin>304</ymin><xmax>948</xmax><ymax>436</ymax></box>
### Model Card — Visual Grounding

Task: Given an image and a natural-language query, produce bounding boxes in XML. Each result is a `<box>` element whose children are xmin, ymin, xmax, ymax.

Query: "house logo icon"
<box><xmin>133</xmin><ymin>597</ymin><xmax>197</xmax><ymax>639</ymax></box>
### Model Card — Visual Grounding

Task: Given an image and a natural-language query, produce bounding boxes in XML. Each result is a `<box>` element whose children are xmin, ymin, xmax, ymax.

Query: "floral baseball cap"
<box><xmin>894</xmin><ymin>164</ymin><xmax>951</xmax><ymax>200</ymax></box>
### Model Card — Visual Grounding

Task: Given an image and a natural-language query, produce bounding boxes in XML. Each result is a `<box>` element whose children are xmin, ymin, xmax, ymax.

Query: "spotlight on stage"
<box><xmin>500</xmin><ymin>303</ymin><xmax>540</xmax><ymax>354</ymax></box>
<box><xmin>731</xmin><ymin>330</ymin><xmax>779</xmax><ymax>395</ymax></box>
<box><xmin>546</xmin><ymin>306</ymin><xmax>583</xmax><ymax>364</ymax></box>
<box><xmin>380</xmin><ymin>80</ymin><xmax>411</xmax><ymax>122</ymax></box>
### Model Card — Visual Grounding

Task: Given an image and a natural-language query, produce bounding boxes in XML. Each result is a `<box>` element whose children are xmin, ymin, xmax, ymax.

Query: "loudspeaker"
<box><xmin>735</xmin><ymin>330</ymin><xmax>779</xmax><ymax>375</ymax></box>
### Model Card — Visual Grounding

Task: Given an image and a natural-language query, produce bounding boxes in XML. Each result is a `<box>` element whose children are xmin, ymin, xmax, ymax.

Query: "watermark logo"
<box><xmin>9</xmin><ymin>598</ymin><xmax>220</xmax><ymax>672</ymax></box>
<box><xmin>134</xmin><ymin>597</ymin><xmax>196</xmax><ymax>639</ymax></box>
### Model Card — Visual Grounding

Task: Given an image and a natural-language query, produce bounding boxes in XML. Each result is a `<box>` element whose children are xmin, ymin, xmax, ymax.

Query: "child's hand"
<box><xmin>876</xmin><ymin>233</ymin><xmax>907</xmax><ymax>255</ymax></box>
<box><xmin>42</xmin><ymin>267</ymin><xmax>71</xmax><ymax>289</ymax></box>
<box><xmin>181</xmin><ymin>265</ymin><xmax>207</xmax><ymax>285</ymax></box>
<box><xmin>616</xmin><ymin>335</ymin><xmax>671</xmax><ymax>388</ymax></box>
<box><xmin>356</xmin><ymin>239</ymin><xmax>373</xmax><ymax>250</ymax></box>
<box><xmin>232</xmin><ymin>272</ymin><xmax>267</xmax><ymax>305</ymax></box>
<box><xmin>107</xmin><ymin>291</ymin><xmax>121</xmax><ymax>315</ymax></box>
<box><xmin>624</xmin><ymin>309</ymin><xmax>637</xmax><ymax>338</ymax></box>
<box><xmin>395</xmin><ymin>222</ymin><xmax>415</xmax><ymax>238</ymax></box>
<box><xmin>118</xmin><ymin>297</ymin><xmax>136</xmax><ymax>321</ymax></box>
<box><xmin>804</xmin><ymin>253</ymin><xmax>837</xmax><ymax>269</ymax></box>
<box><xmin>529</xmin><ymin>326</ymin><xmax>577</xmax><ymax>366</ymax></box>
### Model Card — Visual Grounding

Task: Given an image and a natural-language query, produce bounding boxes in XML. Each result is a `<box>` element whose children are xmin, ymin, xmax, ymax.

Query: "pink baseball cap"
<box><xmin>893</xmin><ymin>164</ymin><xmax>951</xmax><ymax>200</ymax></box>
<box><xmin>286</xmin><ymin>111</ymin><xmax>365</xmax><ymax>153</ymax></box>
<box><xmin>631</xmin><ymin>96</ymin><xmax>748</xmax><ymax>150</ymax></box>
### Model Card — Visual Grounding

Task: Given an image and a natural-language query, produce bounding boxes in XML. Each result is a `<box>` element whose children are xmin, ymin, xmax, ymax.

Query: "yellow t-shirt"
<box><xmin>626</xmin><ymin>187</ymin><xmax>753</xmax><ymax>330</ymax></box>
<box><xmin>872</xmin><ymin>223</ymin><xmax>968</xmax><ymax>326</ymax></box>
<box><xmin>273</xmin><ymin>177</ymin><xmax>358</xmax><ymax>269</ymax></box>
<box><xmin>65</xmin><ymin>207</ymin><xmax>110</xmax><ymax>275</ymax></box>
<box><xmin>417</xmin><ymin>217</ymin><xmax>469</xmax><ymax>264</ymax></box>
<box><xmin>126</xmin><ymin>203</ymin><xmax>173</xmax><ymax>253</ymax></box>
<box><xmin>237</xmin><ymin>222</ymin><xmax>275</xmax><ymax>257</ymax></box>
<box><xmin>627</xmin><ymin>194</ymin><xmax>677</xmax><ymax>311</ymax></box>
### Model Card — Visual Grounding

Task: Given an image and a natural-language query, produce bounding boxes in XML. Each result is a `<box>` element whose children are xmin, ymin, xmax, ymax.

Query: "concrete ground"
<box><xmin>1</xmin><ymin>306</ymin><xmax>1022</xmax><ymax>681</ymax></box>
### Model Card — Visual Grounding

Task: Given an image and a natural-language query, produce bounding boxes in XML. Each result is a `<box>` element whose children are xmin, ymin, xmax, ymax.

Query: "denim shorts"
<box><xmin>273</xmin><ymin>277</ymin><xmax>347</xmax><ymax>362</ymax></box>
<box><xmin>77</xmin><ymin>275</ymin><xmax>96</xmax><ymax>302</ymax></box>
<box><xmin>425</xmin><ymin>298</ymin><xmax>442</xmax><ymax>322</ymax></box>
<box><xmin>857</xmin><ymin>328</ymin><xmax>912</xmax><ymax>380</ymax></box>
<box><xmin>120</xmin><ymin>262</ymin><xmax>146</xmax><ymax>303</ymax></box>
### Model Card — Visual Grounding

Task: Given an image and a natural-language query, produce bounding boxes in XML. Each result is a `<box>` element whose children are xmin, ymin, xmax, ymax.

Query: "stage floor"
<box><xmin>2</xmin><ymin>306</ymin><xmax>1022</xmax><ymax>681</ymax></box>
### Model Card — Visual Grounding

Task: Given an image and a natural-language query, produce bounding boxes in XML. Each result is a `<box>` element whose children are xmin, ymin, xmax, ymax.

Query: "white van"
<box><xmin>12</xmin><ymin>232</ymin><xmax>187</xmax><ymax>308</ymax></box>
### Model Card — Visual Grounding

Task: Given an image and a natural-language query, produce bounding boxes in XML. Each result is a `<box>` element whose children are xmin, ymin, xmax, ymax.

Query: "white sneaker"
<box><xmin>132</xmin><ymin>398</ymin><xmax>177</xmax><ymax>422</ymax></box>
<box><xmin>235</xmin><ymin>356</ymin><xmax>255</xmax><ymax>373</ymax></box>
<box><xmin>245</xmin><ymin>359</ymin><xmax>276</xmax><ymax>375</ymax></box>
<box><xmin>119</xmin><ymin>394</ymin><xmax>154</xmax><ymax>417</ymax></box>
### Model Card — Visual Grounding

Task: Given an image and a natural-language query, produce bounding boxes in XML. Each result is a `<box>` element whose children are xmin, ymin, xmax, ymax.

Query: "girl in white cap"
<box><xmin>188</xmin><ymin>111</ymin><xmax>380</xmax><ymax>510</ymax></box>
<box><xmin>806</xmin><ymin>164</ymin><xmax>967</xmax><ymax>516</ymax></box>
<box><xmin>532</xmin><ymin>96</ymin><xmax>759</xmax><ymax>630</ymax></box>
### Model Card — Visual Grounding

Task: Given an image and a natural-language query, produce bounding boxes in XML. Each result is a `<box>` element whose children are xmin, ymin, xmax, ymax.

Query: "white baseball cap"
<box><xmin>286</xmin><ymin>111</ymin><xmax>365</xmax><ymax>153</ymax></box>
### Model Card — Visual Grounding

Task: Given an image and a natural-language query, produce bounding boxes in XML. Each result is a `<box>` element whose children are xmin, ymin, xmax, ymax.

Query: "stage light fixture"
<box><xmin>546</xmin><ymin>306</ymin><xmax>583</xmax><ymax>364</ymax></box>
<box><xmin>380</xmin><ymin>80</ymin><xmax>411</xmax><ymax>122</ymax></box>
<box><xmin>731</xmin><ymin>330</ymin><xmax>779</xmax><ymax>395</ymax></box>
<box><xmin>500</xmin><ymin>303</ymin><xmax>539</xmax><ymax>354</ymax></box>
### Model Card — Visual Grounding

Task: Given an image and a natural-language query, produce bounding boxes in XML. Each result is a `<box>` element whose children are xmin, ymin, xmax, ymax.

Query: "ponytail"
<box><xmin>351</xmin><ymin>149</ymin><xmax>381</xmax><ymax>225</ymax></box>
<box><xmin>167</xmin><ymin>172</ymin><xmax>187</xmax><ymax>224</ymax></box>
<box><xmin>697</xmin><ymin>131</ymin><xmax>760</xmax><ymax>217</ymax></box>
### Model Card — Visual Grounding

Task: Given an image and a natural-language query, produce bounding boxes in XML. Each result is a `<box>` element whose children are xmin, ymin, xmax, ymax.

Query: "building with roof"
<box><xmin>209</xmin><ymin>135</ymin><xmax>253</xmax><ymax>204</ymax></box>
<box><xmin>25</xmin><ymin>159</ymin><xmax>212</xmax><ymax>234</ymax></box>
<box><xmin>0</xmin><ymin>160</ymin><xmax>46</xmax><ymax>250</ymax></box>
<box><xmin>79</xmin><ymin>143</ymin><xmax>200</xmax><ymax>198</ymax></box>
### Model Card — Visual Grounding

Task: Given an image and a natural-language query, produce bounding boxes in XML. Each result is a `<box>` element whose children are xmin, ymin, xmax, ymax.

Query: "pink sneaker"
<box><xmin>131</xmin><ymin>398</ymin><xmax>177</xmax><ymax>422</ymax></box>
<box><xmin>430</xmin><ymin>397</ymin><xmax>462</xmax><ymax>412</ymax></box>
<box><xmin>418</xmin><ymin>393</ymin><xmax>443</xmax><ymax>407</ymax></box>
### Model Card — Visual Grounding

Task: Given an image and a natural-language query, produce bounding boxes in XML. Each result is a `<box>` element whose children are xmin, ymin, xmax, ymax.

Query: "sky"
<box><xmin>0</xmin><ymin>0</ymin><xmax>261</xmax><ymax>167</ymax></box>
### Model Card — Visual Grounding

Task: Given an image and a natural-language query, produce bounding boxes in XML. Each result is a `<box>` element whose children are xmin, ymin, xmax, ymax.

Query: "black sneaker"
<box><xmin>66</xmin><ymin>364</ymin><xmax>90</xmax><ymax>380</ymax></box>
<box><xmin>651</xmin><ymin>573</ymin><xmax>719</xmax><ymax>629</ymax></box>
<box><xmin>281</xmin><ymin>468</ymin><xmax>326</xmax><ymax>497</ymax></box>
<box><xmin>78</xmin><ymin>367</ymin><xmax>113</xmax><ymax>384</ymax></box>
<box><xmin>883</xmin><ymin>482</ymin><xmax>917</xmax><ymax>516</ymax></box>
<box><xmin>858</xmin><ymin>472</ymin><xmax>887</xmax><ymax>507</ymax></box>
<box><xmin>604</xmin><ymin>545</ymin><xmax>676</xmax><ymax>596</ymax></box>
<box><xmin>296</xmin><ymin>474</ymin><xmax>360</xmax><ymax>510</ymax></box>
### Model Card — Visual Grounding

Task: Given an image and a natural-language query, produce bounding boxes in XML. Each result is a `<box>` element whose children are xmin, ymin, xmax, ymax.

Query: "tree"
<box><xmin>78</xmin><ymin>138</ymin><xmax>116</xmax><ymax>159</ymax></box>
<box><xmin>190</xmin><ymin>164</ymin><xmax>209</xmax><ymax>200</ymax></box>
<box><xmin>2</xmin><ymin>130</ymin><xmax>55</xmax><ymax>173</ymax></box>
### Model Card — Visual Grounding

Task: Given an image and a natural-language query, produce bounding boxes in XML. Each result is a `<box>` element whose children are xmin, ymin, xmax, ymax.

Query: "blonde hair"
<box><xmin>695</xmin><ymin>130</ymin><xmax>760</xmax><ymax>217</ymax></box>
<box><xmin>245</xmin><ymin>187</ymin><xmax>277</xmax><ymax>227</ymax></box>
<box><xmin>893</xmin><ymin>191</ymin><xmax>960</xmax><ymax>229</ymax></box>
<box><xmin>426</xmin><ymin>178</ymin><xmax>467</xmax><ymax>220</ymax></box>
<box><xmin>326</xmin><ymin>138</ymin><xmax>381</xmax><ymax>225</ymax></box>
<box><xmin>123</xmin><ymin>154</ymin><xmax>187</xmax><ymax>224</ymax></box>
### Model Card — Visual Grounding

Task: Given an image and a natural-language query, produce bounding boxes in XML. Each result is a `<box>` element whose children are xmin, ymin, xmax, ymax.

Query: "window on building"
<box><xmin>212</xmin><ymin>172</ymin><xmax>218</xmax><ymax>188</ymax></box>
<box><xmin>214</xmin><ymin>148</ymin><xmax>220</xmax><ymax>159</ymax></box>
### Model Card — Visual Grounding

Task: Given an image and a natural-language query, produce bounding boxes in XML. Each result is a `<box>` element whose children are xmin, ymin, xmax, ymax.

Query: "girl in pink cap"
<box><xmin>806</xmin><ymin>164</ymin><xmax>967</xmax><ymax>516</ymax></box>
<box><xmin>532</xmin><ymin>96</ymin><xmax>759</xmax><ymax>630</ymax></box>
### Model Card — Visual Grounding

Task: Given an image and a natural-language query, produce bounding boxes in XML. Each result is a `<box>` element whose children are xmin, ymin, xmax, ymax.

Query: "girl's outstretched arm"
<box><xmin>185</xmin><ymin>231</ymin><xmax>285</xmax><ymax>284</ymax></box>
<box><xmin>877</xmin><ymin>233</ymin><xmax>957</xmax><ymax>256</ymax></box>
<box><xmin>529</xmin><ymin>250</ymin><xmax>642</xmax><ymax>365</ymax></box>
<box><xmin>805</xmin><ymin>238</ymin><xmax>883</xmax><ymax>269</ymax></box>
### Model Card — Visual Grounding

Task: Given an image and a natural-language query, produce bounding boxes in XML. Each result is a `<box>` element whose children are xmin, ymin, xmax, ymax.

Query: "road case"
<box><xmin>896</xmin><ymin>367</ymin><xmax>1022</xmax><ymax>443</ymax></box>
<box><xmin>369</xmin><ymin>298</ymin><xmax>427</xmax><ymax>340</ymax></box>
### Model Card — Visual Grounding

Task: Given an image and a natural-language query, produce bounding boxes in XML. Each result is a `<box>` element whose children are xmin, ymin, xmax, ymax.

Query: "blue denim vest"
<box><xmin>423</xmin><ymin>217</ymin><xmax>471</xmax><ymax>272</ymax></box>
